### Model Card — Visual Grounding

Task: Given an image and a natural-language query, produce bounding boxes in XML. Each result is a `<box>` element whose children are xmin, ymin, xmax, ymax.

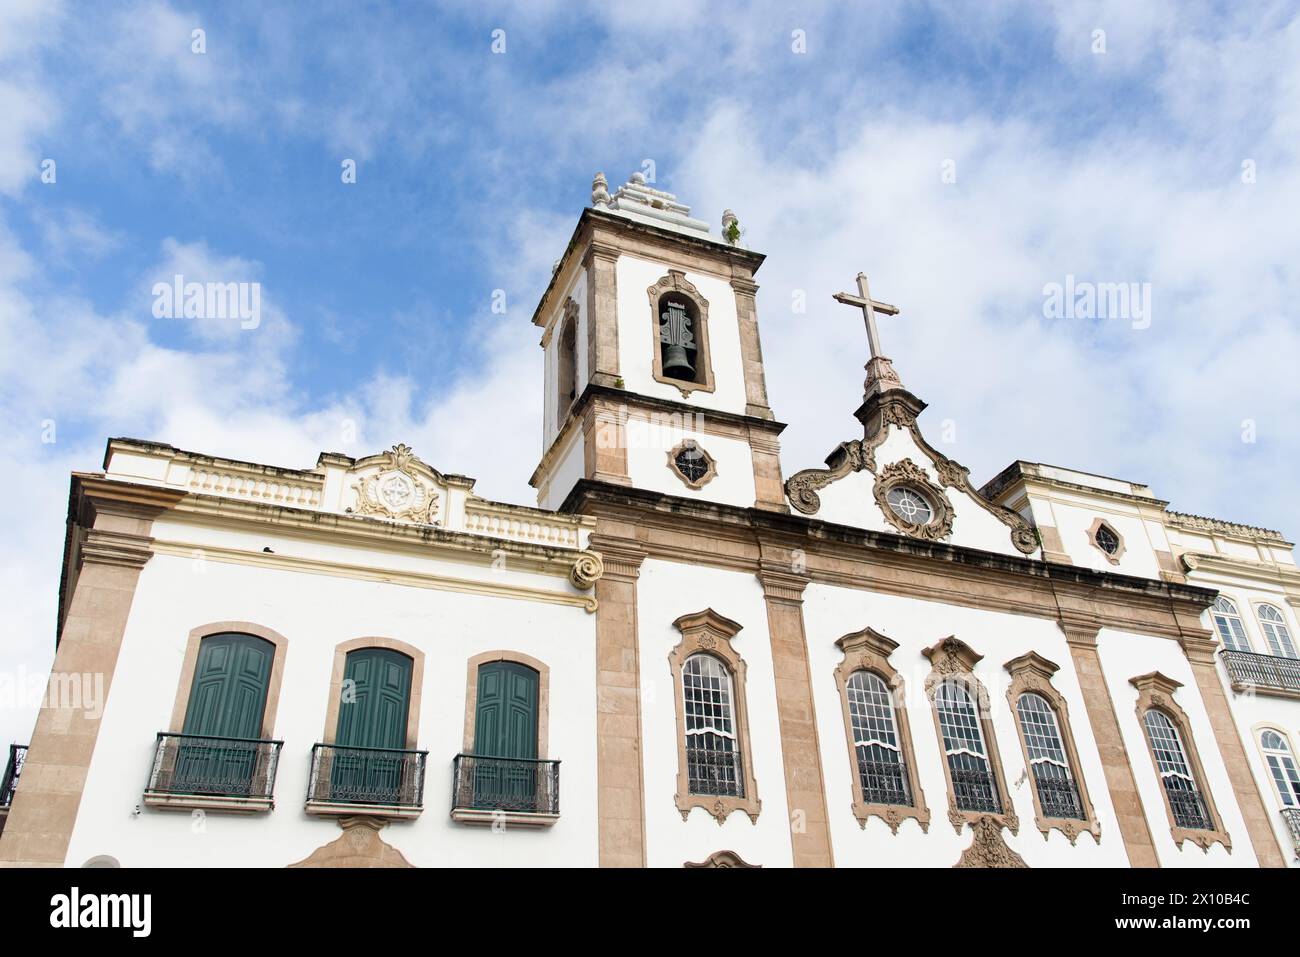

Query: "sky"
<box><xmin>1</xmin><ymin>0</ymin><xmax>1298</xmax><ymax>745</ymax></box>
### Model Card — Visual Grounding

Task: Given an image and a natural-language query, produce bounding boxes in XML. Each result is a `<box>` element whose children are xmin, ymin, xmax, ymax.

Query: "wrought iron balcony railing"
<box><xmin>1</xmin><ymin>744</ymin><xmax>27</xmax><ymax>808</ymax></box>
<box><xmin>1281</xmin><ymin>807</ymin><xmax>1300</xmax><ymax>856</ymax></box>
<box><xmin>856</xmin><ymin>756</ymin><xmax>911</xmax><ymax>807</ymax></box>
<box><xmin>1032</xmin><ymin>771</ymin><xmax>1086</xmax><ymax>820</ymax></box>
<box><xmin>307</xmin><ymin>743</ymin><xmax>428</xmax><ymax>809</ymax></box>
<box><xmin>1221</xmin><ymin>649</ymin><xmax>1300</xmax><ymax>697</ymax></box>
<box><xmin>1165</xmin><ymin>782</ymin><xmax>1215</xmax><ymax>831</ymax></box>
<box><xmin>145</xmin><ymin>733</ymin><xmax>282</xmax><ymax>804</ymax></box>
<box><xmin>950</xmin><ymin>765</ymin><xmax>1003</xmax><ymax>814</ymax></box>
<box><xmin>686</xmin><ymin>745</ymin><xmax>744</xmax><ymax>798</ymax></box>
<box><xmin>452</xmin><ymin>754</ymin><xmax>560</xmax><ymax>816</ymax></box>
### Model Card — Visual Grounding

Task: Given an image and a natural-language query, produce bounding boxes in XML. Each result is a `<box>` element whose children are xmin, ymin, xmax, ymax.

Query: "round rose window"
<box><xmin>885</xmin><ymin>486</ymin><xmax>934</xmax><ymax>525</ymax></box>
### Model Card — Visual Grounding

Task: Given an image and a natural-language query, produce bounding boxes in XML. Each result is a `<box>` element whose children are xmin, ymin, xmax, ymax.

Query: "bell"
<box><xmin>662</xmin><ymin>343</ymin><xmax>695</xmax><ymax>380</ymax></box>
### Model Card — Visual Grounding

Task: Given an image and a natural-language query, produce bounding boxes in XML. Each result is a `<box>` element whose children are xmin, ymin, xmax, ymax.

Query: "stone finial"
<box><xmin>721</xmin><ymin>209</ymin><xmax>740</xmax><ymax>245</ymax></box>
<box><xmin>592</xmin><ymin>171</ymin><xmax>610</xmax><ymax>208</ymax></box>
<box><xmin>630</xmin><ymin>170</ymin><xmax>647</xmax><ymax>185</ymax></box>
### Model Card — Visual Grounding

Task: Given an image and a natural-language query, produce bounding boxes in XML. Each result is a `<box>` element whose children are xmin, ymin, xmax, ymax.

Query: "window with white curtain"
<box><xmin>846</xmin><ymin>671</ymin><xmax>911</xmax><ymax>806</ymax></box>
<box><xmin>1015</xmin><ymin>692</ymin><xmax>1085</xmax><ymax>820</ymax></box>
<box><xmin>682</xmin><ymin>653</ymin><xmax>743</xmax><ymax>798</ymax></box>
<box><xmin>1142</xmin><ymin>709</ymin><xmax>1213</xmax><ymax>830</ymax></box>
<box><xmin>935</xmin><ymin>680</ymin><xmax>1000</xmax><ymax>813</ymax></box>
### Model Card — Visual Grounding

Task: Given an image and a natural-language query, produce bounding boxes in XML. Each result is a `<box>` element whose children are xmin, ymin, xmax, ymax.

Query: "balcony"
<box><xmin>1282</xmin><ymin>808</ymin><xmax>1300</xmax><ymax>859</ymax></box>
<box><xmin>450</xmin><ymin>754</ymin><xmax>560</xmax><ymax>827</ymax></box>
<box><xmin>144</xmin><ymin>733</ymin><xmax>283</xmax><ymax>813</ymax></box>
<box><xmin>1221</xmin><ymin>649</ymin><xmax>1300</xmax><ymax>699</ymax></box>
<box><xmin>1032</xmin><ymin>774</ymin><xmax>1086</xmax><ymax>820</ymax></box>
<box><xmin>1165</xmin><ymin>782</ymin><xmax>1215</xmax><ymax>831</ymax></box>
<box><xmin>305</xmin><ymin>743</ymin><xmax>428</xmax><ymax>819</ymax></box>
<box><xmin>0</xmin><ymin>744</ymin><xmax>28</xmax><ymax>837</ymax></box>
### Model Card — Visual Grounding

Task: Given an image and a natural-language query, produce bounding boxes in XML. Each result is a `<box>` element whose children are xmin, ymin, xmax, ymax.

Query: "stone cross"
<box><xmin>832</xmin><ymin>273</ymin><xmax>904</xmax><ymax>393</ymax></box>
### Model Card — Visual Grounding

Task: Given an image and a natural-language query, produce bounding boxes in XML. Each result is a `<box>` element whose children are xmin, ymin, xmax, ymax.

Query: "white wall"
<box><xmin>1095</xmin><ymin>628</ymin><xmax>1257</xmax><ymax>867</ymax></box>
<box><xmin>635</xmin><ymin>560</ymin><xmax>794</xmax><ymax>868</ymax></box>
<box><xmin>63</xmin><ymin>525</ymin><xmax>599</xmax><ymax>868</ymax></box>
<box><xmin>803</xmin><ymin>582</ymin><xmax>1126</xmax><ymax>867</ymax></box>
<box><xmin>624</xmin><ymin>420</ymin><xmax>756</xmax><ymax>508</ymax></box>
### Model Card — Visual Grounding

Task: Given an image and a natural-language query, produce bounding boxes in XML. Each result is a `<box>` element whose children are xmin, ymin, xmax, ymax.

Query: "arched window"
<box><xmin>935</xmin><ymin>680</ymin><xmax>1001</xmax><ymax>815</ymax></box>
<box><xmin>1256</xmin><ymin>605</ymin><xmax>1297</xmax><ymax>658</ymax></box>
<box><xmin>668</xmin><ymin>609</ymin><xmax>759</xmax><ymax>824</ymax></box>
<box><xmin>683</xmin><ymin>654</ymin><xmax>742</xmax><ymax>798</ymax></box>
<box><xmin>1211</xmin><ymin>597</ymin><xmax>1251</xmax><ymax>652</ymax></box>
<box><xmin>1259</xmin><ymin>729</ymin><xmax>1300</xmax><ymax>808</ymax></box>
<box><xmin>1142</xmin><ymin>710</ymin><xmax>1213</xmax><ymax>830</ymax></box>
<box><xmin>556</xmin><ymin>301</ymin><xmax>578</xmax><ymax>429</ymax></box>
<box><xmin>1015</xmin><ymin>693</ymin><xmax>1084</xmax><ymax>820</ymax></box>
<box><xmin>846</xmin><ymin>671</ymin><xmax>911</xmax><ymax>807</ymax></box>
<box><xmin>834</xmin><ymin>627</ymin><xmax>929</xmax><ymax>832</ymax></box>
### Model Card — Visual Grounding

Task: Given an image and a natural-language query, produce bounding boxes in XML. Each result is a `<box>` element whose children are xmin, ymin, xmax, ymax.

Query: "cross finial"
<box><xmin>833</xmin><ymin>272</ymin><xmax>903</xmax><ymax>394</ymax></box>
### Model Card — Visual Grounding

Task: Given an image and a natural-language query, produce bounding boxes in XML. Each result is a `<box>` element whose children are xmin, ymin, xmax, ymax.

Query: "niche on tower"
<box><xmin>648</xmin><ymin>269</ymin><xmax>715</xmax><ymax>398</ymax></box>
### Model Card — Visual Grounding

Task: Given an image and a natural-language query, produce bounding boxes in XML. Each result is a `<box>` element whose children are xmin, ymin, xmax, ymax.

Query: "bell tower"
<box><xmin>529</xmin><ymin>170</ymin><xmax>787</xmax><ymax>514</ymax></box>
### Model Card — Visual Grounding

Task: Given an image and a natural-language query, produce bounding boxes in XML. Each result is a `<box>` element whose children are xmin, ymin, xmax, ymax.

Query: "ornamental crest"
<box><xmin>351</xmin><ymin>444</ymin><xmax>441</xmax><ymax>525</ymax></box>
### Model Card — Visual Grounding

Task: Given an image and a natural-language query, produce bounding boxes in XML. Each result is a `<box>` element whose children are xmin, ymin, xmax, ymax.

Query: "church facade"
<box><xmin>1</xmin><ymin>173</ymin><xmax>1297</xmax><ymax>868</ymax></box>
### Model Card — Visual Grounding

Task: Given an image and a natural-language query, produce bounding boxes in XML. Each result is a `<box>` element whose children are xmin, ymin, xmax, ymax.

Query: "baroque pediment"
<box><xmin>783</xmin><ymin>389</ymin><xmax>1038</xmax><ymax>556</ymax></box>
<box><xmin>347</xmin><ymin>444</ymin><xmax>444</xmax><ymax>526</ymax></box>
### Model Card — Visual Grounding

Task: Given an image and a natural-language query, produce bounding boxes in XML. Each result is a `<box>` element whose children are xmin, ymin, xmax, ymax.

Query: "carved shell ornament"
<box><xmin>351</xmin><ymin>444</ymin><xmax>441</xmax><ymax>525</ymax></box>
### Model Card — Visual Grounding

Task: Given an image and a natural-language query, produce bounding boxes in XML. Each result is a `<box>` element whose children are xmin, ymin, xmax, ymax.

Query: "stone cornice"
<box><xmin>1180</xmin><ymin>551</ymin><xmax>1300</xmax><ymax>590</ymax></box>
<box><xmin>1168</xmin><ymin>511</ymin><xmax>1287</xmax><ymax>544</ymax></box>
<box><xmin>80</xmin><ymin>528</ymin><xmax>155</xmax><ymax>568</ymax></box>
<box><xmin>561</xmin><ymin>480</ymin><xmax>1219</xmax><ymax>641</ymax></box>
<box><xmin>531</xmin><ymin>208</ymin><xmax>766</xmax><ymax>331</ymax></box>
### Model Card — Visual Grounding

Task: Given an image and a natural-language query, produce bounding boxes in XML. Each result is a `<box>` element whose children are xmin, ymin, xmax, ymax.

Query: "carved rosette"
<box><xmin>568</xmin><ymin>551</ymin><xmax>604</xmax><ymax>590</ymax></box>
<box><xmin>873</xmin><ymin>458</ymin><xmax>955</xmax><ymax>542</ymax></box>
<box><xmin>351</xmin><ymin>444</ymin><xmax>441</xmax><ymax>525</ymax></box>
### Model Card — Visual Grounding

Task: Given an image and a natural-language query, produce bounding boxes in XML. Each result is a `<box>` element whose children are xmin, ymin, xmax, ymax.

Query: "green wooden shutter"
<box><xmin>474</xmin><ymin>661</ymin><xmax>538</xmax><ymax>758</ymax></box>
<box><xmin>331</xmin><ymin>648</ymin><xmax>414</xmax><ymax>804</ymax></box>
<box><xmin>472</xmin><ymin>661</ymin><xmax>539</xmax><ymax>808</ymax></box>
<box><xmin>177</xmin><ymin>633</ymin><xmax>274</xmax><ymax>796</ymax></box>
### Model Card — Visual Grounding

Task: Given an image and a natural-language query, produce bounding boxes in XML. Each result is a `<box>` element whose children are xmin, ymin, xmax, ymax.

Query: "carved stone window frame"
<box><xmin>1004</xmin><ymin>651</ymin><xmax>1101</xmax><ymax>844</ymax></box>
<box><xmin>669</xmin><ymin>608</ymin><xmax>761</xmax><ymax>825</ymax></box>
<box><xmin>648</xmin><ymin>270</ymin><xmax>715</xmax><ymax>398</ymax></box>
<box><xmin>1130</xmin><ymin>671</ymin><xmax>1232</xmax><ymax>853</ymax></box>
<box><xmin>555</xmin><ymin>298</ymin><xmax>580</xmax><ymax>431</ymax></box>
<box><xmin>666</xmin><ymin>438</ymin><xmax>718</xmax><ymax>490</ymax></box>
<box><xmin>833</xmin><ymin>627</ymin><xmax>930</xmax><ymax>833</ymax></box>
<box><xmin>1086</xmin><ymin>517</ymin><xmax>1125</xmax><ymax>564</ymax></box>
<box><xmin>922</xmin><ymin>637</ymin><xmax>1018</xmax><ymax>836</ymax></box>
<box><xmin>873</xmin><ymin>458</ymin><xmax>954</xmax><ymax>543</ymax></box>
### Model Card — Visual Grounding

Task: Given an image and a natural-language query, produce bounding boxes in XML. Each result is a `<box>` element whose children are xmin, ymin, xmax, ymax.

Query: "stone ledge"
<box><xmin>305</xmin><ymin>800</ymin><xmax>422</xmax><ymax>821</ymax></box>
<box><xmin>450</xmin><ymin>807</ymin><xmax>559</xmax><ymax>828</ymax></box>
<box><xmin>143</xmin><ymin>792</ymin><xmax>273</xmax><ymax>814</ymax></box>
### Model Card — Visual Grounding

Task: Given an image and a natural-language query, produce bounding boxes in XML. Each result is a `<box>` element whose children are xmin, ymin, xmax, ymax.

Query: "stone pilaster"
<box><xmin>757</xmin><ymin>557</ymin><xmax>833</xmax><ymax>867</ymax></box>
<box><xmin>1059</xmin><ymin>620</ymin><xmax>1159</xmax><ymax>867</ymax></box>
<box><xmin>584</xmin><ymin>240</ymin><xmax>621</xmax><ymax>388</ymax></box>
<box><xmin>582</xmin><ymin>398</ymin><xmax>631</xmax><ymax>486</ymax></box>
<box><xmin>1177</xmin><ymin>632</ymin><xmax>1287</xmax><ymax>867</ymax></box>
<box><xmin>730</xmin><ymin>277</ymin><xmax>773</xmax><ymax>420</ymax></box>
<box><xmin>0</xmin><ymin>482</ymin><xmax>175</xmax><ymax>867</ymax></box>
<box><xmin>748</xmin><ymin>428</ymin><xmax>788</xmax><ymax>513</ymax></box>
<box><xmin>590</xmin><ymin>531</ymin><xmax>647</xmax><ymax>867</ymax></box>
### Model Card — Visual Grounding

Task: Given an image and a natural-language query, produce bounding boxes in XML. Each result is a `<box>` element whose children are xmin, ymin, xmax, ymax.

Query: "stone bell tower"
<box><xmin>528</xmin><ymin>170</ymin><xmax>787</xmax><ymax>514</ymax></box>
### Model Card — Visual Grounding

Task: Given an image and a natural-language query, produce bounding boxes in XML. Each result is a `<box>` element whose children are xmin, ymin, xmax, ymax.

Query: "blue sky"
<box><xmin>2</xmin><ymin>1</ymin><xmax>1299</xmax><ymax>743</ymax></box>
